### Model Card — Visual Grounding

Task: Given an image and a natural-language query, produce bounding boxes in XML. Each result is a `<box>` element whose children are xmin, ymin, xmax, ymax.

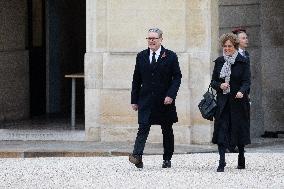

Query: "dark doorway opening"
<box><xmin>27</xmin><ymin>0</ymin><xmax>85</xmax><ymax>129</ymax></box>
<box><xmin>46</xmin><ymin>0</ymin><xmax>85</xmax><ymax>118</ymax></box>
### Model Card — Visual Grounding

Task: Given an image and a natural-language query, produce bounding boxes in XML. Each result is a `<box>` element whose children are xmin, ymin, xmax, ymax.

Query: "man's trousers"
<box><xmin>133</xmin><ymin>123</ymin><xmax>174</xmax><ymax>160</ymax></box>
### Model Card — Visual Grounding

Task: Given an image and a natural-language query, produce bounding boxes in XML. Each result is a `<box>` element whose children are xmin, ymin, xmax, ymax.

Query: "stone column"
<box><xmin>186</xmin><ymin>0</ymin><xmax>219</xmax><ymax>143</ymax></box>
<box><xmin>85</xmin><ymin>0</ymin><xmax>105</xmax><ymax>141</ymax></box>
<box><xmin>84</xmin><ymin>0</ymin><xmax>219</xmax><ymax>143</ymax></box>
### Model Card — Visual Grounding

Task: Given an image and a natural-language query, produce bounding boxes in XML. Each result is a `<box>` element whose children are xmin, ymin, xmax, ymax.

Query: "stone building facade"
<box><xmin>84</xmin><ymin>0</ymin><xmax>219</xmax><ymax>144</ymax></box>
<box><xmin>0</xmin><ymin>0</ymin><xmax>283</xmax><ymax>143</ymax></box>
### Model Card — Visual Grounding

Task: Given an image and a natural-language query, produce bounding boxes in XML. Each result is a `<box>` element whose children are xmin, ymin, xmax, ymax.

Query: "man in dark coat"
<box><xmin>129</xmin><ymin>28</ymin><xmax>182</xmax><ymax>168</ymax></box>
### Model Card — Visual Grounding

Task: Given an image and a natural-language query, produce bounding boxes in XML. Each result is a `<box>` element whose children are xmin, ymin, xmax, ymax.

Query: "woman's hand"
<box><xmin>220</xmin><ymin>83</ymin><xmax>230</xmax><ymax>90</ymax></box>
<box><xmin>235</xmin><ymin>92</ymin><xmax>243</xmax><ymax>98</ymax></box>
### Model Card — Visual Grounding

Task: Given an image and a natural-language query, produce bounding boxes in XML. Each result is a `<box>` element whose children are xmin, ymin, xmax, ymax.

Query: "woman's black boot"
<box><xmin>217</xmin><ymin>160</ymin><xmax>226</xmax><ymax>172</ymax></box>
<box><xmin>237</xmin><ymin>145</ymin><xmax>245</xmax><ymax>169</ymax></box>
<box><xmin>237</xmin><ymin>155</ymin><xmax>245</xmax><ymax>169</ymax></box>
<box><xmin>217</xmin><ymin>144</ymin><xmax>226</xmax><ymax>172</ymax></box>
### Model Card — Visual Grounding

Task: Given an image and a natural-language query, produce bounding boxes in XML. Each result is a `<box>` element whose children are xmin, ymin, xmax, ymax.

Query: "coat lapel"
<box><xmin>157</xmin><ymin>46</ymin><xmax>166</xmax><ymax>64</ymax></box>
<box><xmin>140</xmin><ymin>49</ymin><xmax>151</xmax><ymax>72</ymax></box>
<box><xmin>235</xmin><ymin>53</ymin><xmax>247</xmax><ymax>64</ymax></box>
<box><xmin>142</xmin><ymin>49</ymin><xmax>150</xmax><ymax>64</ymax></box>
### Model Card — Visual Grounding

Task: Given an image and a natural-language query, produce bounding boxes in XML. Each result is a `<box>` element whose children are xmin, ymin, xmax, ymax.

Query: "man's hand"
<box><xmin>164</xmin><ymin>96</ymin><xmax>173</xmax><ymax>105</ymax></box>
<box><xmin>131</xmin><ymin>104</ymin><xmax>138</xmax><ymax>111</ymax></box>
<box><xmin>235</xmin><ymin>92</ymin><xmax>243</xmax><ymax>98</ymax></box>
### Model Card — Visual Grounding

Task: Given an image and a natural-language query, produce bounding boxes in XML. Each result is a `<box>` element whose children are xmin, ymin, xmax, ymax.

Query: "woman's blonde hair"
<box><xmin>220</xmin><ymin>33</ymin><xmax>239</xmax><ymax>49</ymax></box>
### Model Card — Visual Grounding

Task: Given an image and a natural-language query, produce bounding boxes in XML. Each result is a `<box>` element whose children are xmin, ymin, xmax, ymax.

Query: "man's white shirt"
<box><xmin>238</xmin><ymin>48</ymin><xmax>246</xmax><ymax>57</ymax></box>
<box><xmin>149</xmin><ymin>46</ymin><xmax>161</xmax><ymax>63</ymax></box>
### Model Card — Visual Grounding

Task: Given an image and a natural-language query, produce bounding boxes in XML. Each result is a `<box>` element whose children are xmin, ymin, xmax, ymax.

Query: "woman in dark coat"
<box><xmin>211</xmin><ymin>33</ymin><xmax>251</xmax><ymax>172</ymax></box>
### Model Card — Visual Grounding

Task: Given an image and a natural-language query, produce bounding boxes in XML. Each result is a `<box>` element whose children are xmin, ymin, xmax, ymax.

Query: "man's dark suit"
<box><xmin>131</xmin><ymin>45</ymin><xmax>182</xmax><ymax>160</ymax></box>
<box><xmin>243</xmin><ymin>50</ymin><xmax>250</xmax><ymax>63</ymax></box>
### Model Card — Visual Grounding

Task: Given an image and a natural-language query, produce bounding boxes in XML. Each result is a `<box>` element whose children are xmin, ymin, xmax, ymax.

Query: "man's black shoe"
<box><xmin>135</xmin><ymin>161</ymin><xmax>143</xmax><ymax>168</ymax></box>
<box><xmin>129</xmin><ymin>154</ymin><xmax>143</xmax><ymax>168</ymax></box>
<box><xmin>162</xmin><ymin>160</ymin><xmax>171</xmax><ymax>168</ymax></box>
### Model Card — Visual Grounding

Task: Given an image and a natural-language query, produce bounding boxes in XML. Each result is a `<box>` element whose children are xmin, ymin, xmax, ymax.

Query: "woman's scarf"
<box><xmin>219</xmin><ymin>50</ymin><xmax>238</xmax><ymax>94</ymax></box>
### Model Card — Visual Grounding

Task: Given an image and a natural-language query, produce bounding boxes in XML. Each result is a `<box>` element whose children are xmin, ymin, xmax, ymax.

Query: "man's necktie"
<box><xmin>151</xmin><ymin>52</ymin><xmax>156</xmax><ymax>64</ymax></box>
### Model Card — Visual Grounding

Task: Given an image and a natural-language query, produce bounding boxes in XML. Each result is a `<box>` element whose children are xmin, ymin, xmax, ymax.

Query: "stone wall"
<box><xmin>219</xmin><ymin>0</ymin><xmax>264</xmax><ymax>137</ymax></box>
<box><xmin>219</xmin><ymin>0</ymin><xmax>284</xmax><ymax>136</ymax></box>
<box><xmin>85</xmin><ymin>0</ymin><xmax>219</xmax><ymax>144</ymax></box>
<box><xmin>260</xmin><ymin>0</ymin><xmax>284</xmax><ymax>132</ymax></box>
<box><xmin>0</xmin><ymin>1</ymin><xmax>29</xmax><ymax>122</ymax></box>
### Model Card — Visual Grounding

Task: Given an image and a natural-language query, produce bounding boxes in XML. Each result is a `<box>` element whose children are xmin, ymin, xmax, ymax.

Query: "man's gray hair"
<box><xmin>148</xmin><ymin>28</ymin><xmax>163</xmax><ymax>38</ymax></box>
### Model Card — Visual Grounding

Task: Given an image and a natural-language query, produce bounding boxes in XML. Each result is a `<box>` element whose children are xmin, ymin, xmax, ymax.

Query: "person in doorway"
<box><xmin>129</xmin><ymin>28</ymin><xmax>182</xmax><ymax>168</ymax></box>
<box><xmin>232</xmin><ymin>28</ymin><xmax>250</xmax><ymax>62</ymax></box>
<box><xmin>211</xmin><ymin>33</ymin><xmax>251</xmax><ymax>172</ymax></box>
<box><xmin>227</xmin><ymin>28</ymin><xmax>251</xmax><ymax>153</ymax></box>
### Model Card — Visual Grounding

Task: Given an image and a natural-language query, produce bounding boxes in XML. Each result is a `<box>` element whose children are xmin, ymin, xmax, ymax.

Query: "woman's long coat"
<box><xmin>131</xmin><ymin>46</ymin><xmax>182</xmax><ymax>125</ymax></box>
<box><xmin>211</xmin><ymin>53</ymin><xmax>251</xmax><ymax>145</ymax></box>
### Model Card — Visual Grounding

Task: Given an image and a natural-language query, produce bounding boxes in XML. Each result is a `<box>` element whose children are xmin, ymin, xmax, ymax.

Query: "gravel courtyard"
<box><xmin>0</xmin><ymin>153</ymin><xmax>283</xmax><ymax>189</ymax></box>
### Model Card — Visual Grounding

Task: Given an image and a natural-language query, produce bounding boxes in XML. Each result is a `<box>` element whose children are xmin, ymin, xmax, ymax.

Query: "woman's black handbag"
<box><xmin>198</xmin><ymin>85</ymin><xmax>217</xmax><ymax>121</ymax></box>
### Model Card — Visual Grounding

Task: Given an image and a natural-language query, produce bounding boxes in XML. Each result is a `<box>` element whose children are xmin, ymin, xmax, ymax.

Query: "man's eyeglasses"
<box><xmin>146</xmin><ymin>37</ymin><xmax>160</xmax><ymax>41</ymax></box>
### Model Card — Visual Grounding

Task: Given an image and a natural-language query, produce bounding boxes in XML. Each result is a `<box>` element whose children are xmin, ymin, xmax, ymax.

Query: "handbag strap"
<box><xmin>207</xmin><ymin>84</ymin><xmax>216</xmax><ymax>97</ymax></box>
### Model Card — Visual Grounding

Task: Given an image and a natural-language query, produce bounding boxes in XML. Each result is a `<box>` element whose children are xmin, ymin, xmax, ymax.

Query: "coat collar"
<box><xmin>157</xmin><ymin>46</ymin><xmax>166</xmax><ymax>62</ymax></box>
<box><xmin>235</xmin><ymin>53</ymin><xmax>248</xmax><ymax>63</ymax></box>
<box><xmin>214</xmin><ymin>53</ymin><xmax>247</xmax><ymax>64</ymax></box>
<box><xmin>142</xmin><ymin>45</ymin><xmax>166</xmax><ymax>65</ymax></box>
<box><xmin>149</xmin><ymin>46</ymin><xmax>162</xmax><ymax>57</ymax></box>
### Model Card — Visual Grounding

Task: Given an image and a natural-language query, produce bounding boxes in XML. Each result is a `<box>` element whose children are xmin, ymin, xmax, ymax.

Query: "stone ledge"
<box><xmin>0</xmin><ymin>152</ymin><xmax>23</xmax><ymax>158</ymax></box>
<box><xmin>0</xmin><ymin>130</ymin><xmax>86</xmax><ymax>141</ymax></box>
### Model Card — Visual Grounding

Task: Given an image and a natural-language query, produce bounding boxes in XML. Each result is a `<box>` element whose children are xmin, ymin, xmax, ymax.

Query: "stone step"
<box><xmin>0</xmin><ymin>140</ymin><xmax>217</xmax><ymax>158</ymax></box>
<box><xmin>0</xmin><ymin>151</ymin><xmax>117</xmax><ymax>158</ymax></box>
<box><xmin>0</xmin><ymin>129</ymin><xmax>86</xmax><ymax>141</ymax></box>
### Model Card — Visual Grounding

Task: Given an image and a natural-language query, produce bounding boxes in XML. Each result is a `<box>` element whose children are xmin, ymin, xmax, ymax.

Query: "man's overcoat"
<box><xmin>131</xmin><ymin>46</ymin><xmax>182</xmax><ymax>125</ymax></box>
